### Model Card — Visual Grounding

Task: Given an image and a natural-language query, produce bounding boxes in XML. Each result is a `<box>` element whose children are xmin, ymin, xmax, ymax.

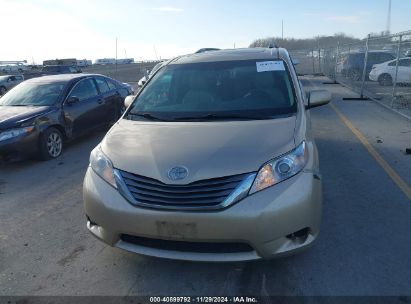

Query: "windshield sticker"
<box><xmin>256</xmin><ymin>61</ymin><xmax>285</xmax><ymax>72</ymax></box>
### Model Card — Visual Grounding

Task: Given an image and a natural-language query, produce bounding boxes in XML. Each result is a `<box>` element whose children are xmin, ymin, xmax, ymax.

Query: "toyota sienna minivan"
<box><xmin>83</xmin><ymin>48</ymin><xmax>331</xmax><ymax>261</ymax></box>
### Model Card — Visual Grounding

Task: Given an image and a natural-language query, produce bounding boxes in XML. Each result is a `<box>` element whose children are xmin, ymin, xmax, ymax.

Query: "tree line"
<box><xmin>249</xmin><ymin>33</ymin><xmax>363</xmax><ymax>50</ymax></box>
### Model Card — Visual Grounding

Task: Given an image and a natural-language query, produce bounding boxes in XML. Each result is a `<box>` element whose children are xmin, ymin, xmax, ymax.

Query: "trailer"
<box><xmin>94</xmin><ymin>58</ymin><xmax>116</xmax><ymax>65</ymax></box>
<box><xmin>43</xmin><ymin>58</ymin><xmax>77</xmax><ymax>66</ymax></box>
<box><xmin>76</xmin><ymin>59</ymin><xmax>92</xmax><ymax>67</ymax></box>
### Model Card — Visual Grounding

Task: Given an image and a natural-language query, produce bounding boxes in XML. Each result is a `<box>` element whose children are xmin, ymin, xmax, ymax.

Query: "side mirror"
<box><xmin>124</xmin><ymin>95</ymin><xmax>135</xmax><ymax>108</ymax></box>
<box><xmin>138</xmin><ymin>79</ymin><xmax>146</xmax><ymax>88</ymax></box>
<box><xmin>307</xmin><ymin>90</ymin><xmax>331</xmax><ymax>109</ymax></box>
<box><xmin>66</xmin><ymin>96</ymin><xmax>80</xmax><ymax>105</ymax></box>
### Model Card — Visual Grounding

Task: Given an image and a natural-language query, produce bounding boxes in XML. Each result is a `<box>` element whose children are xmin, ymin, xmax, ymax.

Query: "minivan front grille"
<box><xmin>118</xmin><ymin>170</ymin><xmax>252</xmax><ymax>210</ymax></box>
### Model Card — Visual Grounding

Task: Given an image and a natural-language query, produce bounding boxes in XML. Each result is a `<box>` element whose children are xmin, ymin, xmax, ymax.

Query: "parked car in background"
<box><xmin>83</xmin><ymin>47</ymin><xmax>331</xmax><ymax>261</ymax></box>
<box><xmin>42</xmin><ymin>65</ymin><xmax>82</xmax><ymax>75</ymax></box>
<box><xmin>0</xmin><ymin>74</ymin><xmax>133</xmax><ymax>161</ymax></box>
<box><xmin>338</xmin><ymin>51</ymin><xmax>396</xmax><ymax>81</ymax></box>
<box><xmin>0</xmin><ymin>75</ymin><xmax>24</xmax><ymax>96</ymax></box>
<box><xmin>0</xmin><ymin>63</ymin><xmax>28</xmax><ymax>74</ymax></box>
<box><xmin>369</xmin><ymin>58</ymin><xmax>411</xmax><ymax>86</ymax></box>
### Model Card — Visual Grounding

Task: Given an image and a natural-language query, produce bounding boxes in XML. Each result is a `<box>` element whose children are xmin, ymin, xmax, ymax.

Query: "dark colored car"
<box><xmin>42</xmin><ymin>65</ymin><xmax>82</xmax><ymax>75</ymax></box>
<box><xmin>338</xmin><ymin>51</ymin><xmax>395</xmax><ymax>81</ymax></box>
<box><xmin>0</xmin><ymin>74</ymin><xmax>133</xmax><ymax>161</ymax></box>
<box><xmin>0</xmin><ymin>75</ymin><xmax>24</xmax><ymax>96</ymax></box>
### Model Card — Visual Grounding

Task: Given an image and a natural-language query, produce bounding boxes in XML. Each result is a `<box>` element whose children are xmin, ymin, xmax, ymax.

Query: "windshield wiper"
<box><xmin>127</xmin><ymin>112</ymin><xmax>170</xmax><ymax>121</ymax></box>
<box><xmin>6</xmin><ymin>104</ymin><xmax>31</xmax><ymax>107</ymax></box>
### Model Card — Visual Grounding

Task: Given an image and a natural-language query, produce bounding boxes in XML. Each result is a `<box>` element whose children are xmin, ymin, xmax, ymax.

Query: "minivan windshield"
<box><xmin>126</xmin><ymin>59</ymin><xmax>297</xmax><ymax>121</ymax></box>
<box><xmin>0</xmin><ymin>81</ymin><xmax>65</xmax><ymax>106</ymax></box>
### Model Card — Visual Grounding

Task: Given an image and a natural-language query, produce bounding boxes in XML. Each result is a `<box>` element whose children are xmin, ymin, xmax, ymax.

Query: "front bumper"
<box><xmin>83</xmin><ymin>165</ymin><xmax>322</xmax><ymax>262</ymax></box>
<box><xmin>0</xmin><ymin>130</ymin><xmax>39</xmax><ymax>161</ymax></box>
<box><xmin>369</xmin><ymin>70</ymin><xmax>379</xmax><ymax>82</ymax></box>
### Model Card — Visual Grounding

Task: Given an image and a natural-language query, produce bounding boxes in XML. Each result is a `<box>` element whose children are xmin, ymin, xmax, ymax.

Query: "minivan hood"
<box><xmin>0</xmin><ymin>105</ymin><xmax>52</xmax><ymax>130</ymax></box>
<box><xmin>102</xmin><ymin>117</ymin><xmax>297</xmax><ymax>184</ymax></box>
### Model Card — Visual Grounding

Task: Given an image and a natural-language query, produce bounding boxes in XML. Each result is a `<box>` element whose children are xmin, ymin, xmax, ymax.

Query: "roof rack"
<box><xmin>268</xmin><ymin>44</ymin><xmax>280</xmax><ymax>59</ymax></box>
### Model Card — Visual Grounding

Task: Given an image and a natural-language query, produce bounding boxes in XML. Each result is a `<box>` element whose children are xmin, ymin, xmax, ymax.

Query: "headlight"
<box><xmin>0</xmin><ymin>126</ymin><xmax>34</xmax><ymax>142</ymax></box>
<box><xmin>249</xmin><ymin>141</ymin><xmax>308</xmax><ymax>194</ymax></box>
<box><xmin>90</xmin><ymin>146</ymin><xmax>117</xmax><ymax>188</ymax></box>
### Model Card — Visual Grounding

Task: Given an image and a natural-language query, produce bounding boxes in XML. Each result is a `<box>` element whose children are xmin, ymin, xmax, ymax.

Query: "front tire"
<box><xmin>39</xmin><ymin>127</ymin><xmax>64</xmax><ymax>160</ymax></box>
<box><xmin>378</xmin><ymin>74</ymin><xmax>393</xmax><ymax>86</ymax></box>
<box><xmin>0</xmin><ymin>86</ymin><xmax>7</xmax><ymax>96</ymax></box>
<box><xmin>349</xmin><ymin>69</ymin><xmax>361</xmax><ymax>81</ymax></box>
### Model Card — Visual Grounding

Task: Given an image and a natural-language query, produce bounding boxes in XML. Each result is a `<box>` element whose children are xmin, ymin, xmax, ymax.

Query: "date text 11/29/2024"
<box><xmin>149</xmin><ymin>297</ymin><xmax>258</xmax><ymax>303</ymax></box>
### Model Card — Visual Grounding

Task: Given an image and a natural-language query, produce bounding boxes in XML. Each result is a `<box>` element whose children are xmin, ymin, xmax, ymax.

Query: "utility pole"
<box><xmin>153</xmin><ymin>45</ymin><xmax>158</xmax><ymax>61</ymax></box>
<box><xmin>387</xmin><ymin>0</ymin><xmax>392</xmax><ymax>34</ymax></box>
<box><xmin>281</xmin><ymin>20</ymin><xmax>284</xmax><ymax>40</ymax></box>
<box><xmin>115</xmin><ymin>37</ymin><xmax>118</xmax><ymax>76</ymax></box>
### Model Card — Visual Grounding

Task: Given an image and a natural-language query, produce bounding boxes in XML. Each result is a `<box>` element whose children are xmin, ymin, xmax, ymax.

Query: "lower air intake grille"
<box><xmin>121</xmin><ymin>234</ymin><xmax>254</xmax><ymax>253</ymax></box>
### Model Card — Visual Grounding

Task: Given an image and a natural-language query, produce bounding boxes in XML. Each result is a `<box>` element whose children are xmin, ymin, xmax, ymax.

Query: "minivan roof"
<box><xmin>171</xmin><ymin>48</ymin><xmax>291</xmax><ymax>64</ymax></box>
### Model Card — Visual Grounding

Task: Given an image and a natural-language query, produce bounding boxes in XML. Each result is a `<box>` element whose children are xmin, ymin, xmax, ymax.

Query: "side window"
<box><xmin>368</xmin><ymin>53</ymin><xmax>378</xmax><ymax>62</ymax></box>
<box><xmin>107</xmin><ymin>80</ymin><xmax>117</xmax><ymax>91</ymax></box>
<box><xmin>68</xmin><ymin>78</ymin><xmax>98</xmax><ymax>101</ymax></box>
<box><xmin>15</xmin><ymin>76</ymin><xmax>23</xmax><ymax>81</ymax></box>
<box><xmin>399</xmin><ymin>59</ymin><xmax>411</xmax><ymax>67</ymax></box>
<box><xmin>381</xmin><ymin>53</ymin><xmax>395</xmax><ymax>62</ymax></box>
<box><xmin>95</xmin><ymin>78</ymin><xmax>110</xmax><ymax>93</ymax></box>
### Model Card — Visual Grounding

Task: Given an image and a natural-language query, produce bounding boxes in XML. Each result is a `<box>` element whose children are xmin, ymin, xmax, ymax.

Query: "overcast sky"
<box><xmin>1</xmin><ymin>0</ymin><xmax>410</xmax><ymax>63</ymax></box>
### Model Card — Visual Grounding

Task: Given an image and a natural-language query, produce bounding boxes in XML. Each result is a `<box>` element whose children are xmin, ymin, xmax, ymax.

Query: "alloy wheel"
<box><xmin>47</xmin><ymin>132</ymin><xmax>62</xmax><ymax>158</ymax></box>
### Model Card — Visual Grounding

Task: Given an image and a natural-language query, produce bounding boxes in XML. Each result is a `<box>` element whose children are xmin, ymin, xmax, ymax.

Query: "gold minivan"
<box><xmin>83</xmin><ymin>48</ymin><xmax>331</xmax><ymax>261</ymax></box>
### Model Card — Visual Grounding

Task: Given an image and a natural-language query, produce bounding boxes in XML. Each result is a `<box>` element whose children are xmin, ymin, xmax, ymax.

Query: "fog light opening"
<box><xmin>286</xmin><ymin>228</ymin><xmax>310</xmax><ymax>241</ymax></box>
<box><xmin>86</xmin><ymin>215</ymin><xmax>98</xmax><ymax>227</ymax></box>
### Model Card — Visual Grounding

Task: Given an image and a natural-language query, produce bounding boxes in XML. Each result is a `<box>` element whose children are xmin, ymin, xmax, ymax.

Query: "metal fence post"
<box><xmin>360</xmin><ymin>34</ymin><xmax>370</xmax><ymax>98</ymax></box>
<box><xmin>391</xmin><ymin>35</ymin><xmax>403</xmax><ymax>108</ymax></box>
<box><xmin>311</xmin><ymin>49</ymin><xmax>315</xmax><ymax>74</ymax></box>
<box><xmin>318</xmin><ymin>48</ymin><xmax>322</xmax><ymax>74</ymax></box>
<box><xmin>334</xmin><ymin>42</ymin><xmax>340</xmax><ymax>82</ymax></box>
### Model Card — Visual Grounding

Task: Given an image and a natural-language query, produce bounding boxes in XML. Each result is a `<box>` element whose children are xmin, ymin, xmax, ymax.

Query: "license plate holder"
<box><xmin>156</xmin><ymin>221</ymin><xmax>197</xmax><ymax>239</ymax></box>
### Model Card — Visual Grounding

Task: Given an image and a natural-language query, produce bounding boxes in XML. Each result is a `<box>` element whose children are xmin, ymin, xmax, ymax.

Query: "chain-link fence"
<box><xmin>289</xmin><ymin>50</ymin><xmax>324</xmax><ymax>76</ymax></box>
<box><xmin>293</xmin><ymin>31</ymin><xmax>411</xmax><ymax>116</ymax></box>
